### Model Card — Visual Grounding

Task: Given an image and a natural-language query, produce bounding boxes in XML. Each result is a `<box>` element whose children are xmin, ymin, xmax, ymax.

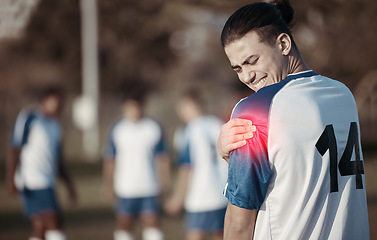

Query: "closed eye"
<box><xmin>231</xmin><ymin>55</ymin><xmax>259</xmax><ymax>73</ymax></box>
<box><xmin>232</xmin><ymin>66</ymin><xmax>242</xmax><ymax>74</ymax></box>
<box><xmin>244</xmin><ymin>57</ymin><xmax>259</xmax><ymax>66</ymax></box>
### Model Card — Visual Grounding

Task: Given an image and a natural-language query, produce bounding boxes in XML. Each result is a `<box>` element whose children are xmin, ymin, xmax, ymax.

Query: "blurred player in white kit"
<box><xmin>103</xmin><ymin>89</ymin><xmax>170</xmax><ymax>240</ymax></box>
<box><xmin>6</xmin><ymin>87</ymin><xmax>77</xmax><ymax>240</ymax></box>
<box><xmin>165</xmin><ymin>89</ymin><xmax>228</xmax><ymax>240</ymax></box>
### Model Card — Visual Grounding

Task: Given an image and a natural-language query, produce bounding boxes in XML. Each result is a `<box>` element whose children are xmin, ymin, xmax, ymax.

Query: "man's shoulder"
<box><xmin>18</xmin><ymin>106</ymin><xmax>39</xmax><ymax>118</ymax></box>
<box><xmin>318</xmin><ymin>75</ymin><xmax>353</xmax><ymax>94</ymax></box>
<box><xmin>140</xmin><ymin>118</ymin><xmax>164</xmax><ymax>134</ymax></box>
<box><xmin>231</xmin><ymin>90</ymin><xmax>275</xmax><ymax>120</ymax></box>
<box><xmin>14</xmin><ymin>107</ymin><xmax>41</xmax><ymax>129</ymax></box>
<box><xmin>231</xmin><ymin>71</ymin><xmax>348</xmax><ymax>119</ymax></box>
<box><xmin>232</xmin><ymin>74</ymin><xmax>296</xmax><ymax>119</ymax></box>
<box><xmin>141</xmin><ymin>117</ymin><xmax>161</xmax><ymax>127</ymax></box>
<box><xmin>12</xmin><ymin>108</ymin><xmax>42</xmax><ymax>148</ymax></box>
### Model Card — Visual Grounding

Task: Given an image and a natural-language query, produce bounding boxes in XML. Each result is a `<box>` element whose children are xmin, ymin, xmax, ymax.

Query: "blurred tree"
<box><xmin>98</xmin><ymin>0</ymin><xmax>175</xmax><ymax>93</ymax></box>
<box><xmin>0</xmin><ymin>0</ymin><xmax>376</xmax><ymax>162</ymax></box>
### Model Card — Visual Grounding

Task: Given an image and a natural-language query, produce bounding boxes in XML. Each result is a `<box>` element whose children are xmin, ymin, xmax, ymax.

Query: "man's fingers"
<box><xmin>228</xmin><ymin>118</ymin><xmax>253</xmax><ymax>127</ymax></box>
<box><xmin>228</xmin><ymin>132</ymin><xmax>254</xmax><ymax>142</ymax></box>
<box><xmin>243</xmin><ymin>132</ymin><xmax>254</xmax><ymax>139</ymax></box>
<box><xmin>220</xmin><ymin>131</ymin><xmax>254</xmax><ymax>149</ymax></box>
<box><xmin>228</xmin><ymin>126</ymin><xmax>255</xmax><ymax>135</ymax></box>
<box><xmin>218</xmin><ymin>118</ymin><xmax>256</xmax><ymax>157</ymax></box>
<box><xmin>228</xmin><ymin>132</ymin><xmax>254</xmax><ymax>144</ymax></box>
<box><xmin>227</xmin><ymin>134</ymin><xmax>244</xmax><ymax>142</ymax></box>
<box><xmin>226</xmin><ymin>140</ymin><xmax>247</xmax><ymax>152</ymax></box>
<box><xmin>223</xmin><ymin>119</ymin><xmax>256</xmax><ymax>135</ymax></box>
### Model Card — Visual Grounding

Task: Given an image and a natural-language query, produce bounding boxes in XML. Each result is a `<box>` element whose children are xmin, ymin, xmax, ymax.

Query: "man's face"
<box><xmin>41</xmin><ymin>94</ymin><xmax>62</xmax><ymax>117</ymax></box>
<box><xmin>123</xmin><ymin>100</ymin><xmax>142</xmax><ymax>122</ymax></box>
<box><xmin>176</xmin><ymin>98</ymin><xmax>197</xmax><ymax>123</ymax></box>
<box><xmin>224</xmin><ymin>31</ymin><xmax>288</xmax><ymax>92</ymax></box>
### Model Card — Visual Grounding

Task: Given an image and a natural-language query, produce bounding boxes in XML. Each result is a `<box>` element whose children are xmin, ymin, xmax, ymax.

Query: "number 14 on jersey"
<box><xmin>316</xmin><ymin>122</ymin><xmax>364</xmax><ymax>193</ymax></box>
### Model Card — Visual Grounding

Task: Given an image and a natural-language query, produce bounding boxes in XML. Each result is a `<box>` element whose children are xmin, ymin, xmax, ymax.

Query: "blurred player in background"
<box><xmin>164</xmin><ymin>89</ymin><xmax>228</xmax><ymax>240</ymax></box>
<box><xmin>218</xmin><ymin>0</ymin><xmax>369</xmax><ymax>239</ymax></box>
<box><xmin>102</xmin><ymin>90</ymin><xmax>170</xmax><ymax>240</ymax></box>
<box><xmin>6</xmin><ymin>87</ymin><xmax>77</xmax><ymax>240</ymax></box>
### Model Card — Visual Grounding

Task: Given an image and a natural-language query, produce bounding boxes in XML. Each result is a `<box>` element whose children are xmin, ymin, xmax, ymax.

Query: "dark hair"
<box><xmin>121</xmin><ymin>85</ymin><xmax>147</xmax><ymax>104</ymax></box>
<box><xmin>221</xmin><ymin>0</ymin><xmax>295</xmax><ymax>47</ymax></box>
<box><xmin>38</xmin><ymin>86</ymin><xmax>63</xmax><ymax>102</ymax></box>
<box><xmin>181</xmin><ymin>88</ymin><xmax>204</xmax><ymax>107</ymax></box>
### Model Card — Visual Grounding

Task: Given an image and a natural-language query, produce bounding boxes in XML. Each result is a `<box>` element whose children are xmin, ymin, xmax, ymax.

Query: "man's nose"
<box><xmin>241</xmin><ymin>68</ymin><xmax>256</xmax><ymax>84</ymax></box>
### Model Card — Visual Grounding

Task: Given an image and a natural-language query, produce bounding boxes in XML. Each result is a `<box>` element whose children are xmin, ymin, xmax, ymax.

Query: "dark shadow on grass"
<box><xmin>64</xmin><ymin>207</ymin><xmax>114</xmax><ymax>226</ymax></box>
<box><xmin>0</xmin><ymin>212</ymin><xmax>29</xmax><ymax>231</ymax></box>
<box><xmin>0</xmin><ymin>207</ymin><xmax>114</xmax><ymax>231</ymax></box>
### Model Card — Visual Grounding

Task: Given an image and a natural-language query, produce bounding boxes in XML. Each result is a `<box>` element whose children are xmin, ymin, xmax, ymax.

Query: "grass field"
<box><xmin>1</xmin><ymin>154</ymin><xmax>376</xmax><ymax>240</ymax></box>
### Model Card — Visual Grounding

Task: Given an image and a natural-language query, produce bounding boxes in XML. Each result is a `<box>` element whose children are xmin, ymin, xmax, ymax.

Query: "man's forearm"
<box><xmin>6</xmin><ymin>148</ymin><xmax>20</xmax><ymax>194</ymax></box>
<box><xmin>6</xmin><ymin>148</ymin><xmax>19</xmax><ymax>177</ymax></box>
<box><xmin>175</xmin><ymin>167</ymin><xmax>190</xmax><ymax>201</ymax></box>
<box><xmin>58</xmin><ymin>160</ymin><xmax>73</xmax><ymax>186</ymax></box>
<box><xmin>102</xmin><ymin>160</ymin><xmax>115</xmax><ymax>188</ymax></box>
<box><xmin>224</xmin><ymin>203</ymin><xmax>257</xmax><ymax>240</ymax></box>
<box><xmin>156</xmin><ymin>154</ymin><xmax>171</xmax><ymax>195</ymax></box>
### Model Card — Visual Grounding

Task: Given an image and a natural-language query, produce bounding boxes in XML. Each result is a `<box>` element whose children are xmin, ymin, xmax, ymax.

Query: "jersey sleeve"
<box><xmin>11</xmin><ymin>110</ymin><xmax>36</xmax><ymax>149</ymax></box>
<box><xmin>174</xmin><ymin>127</ymin><xmax>191</xmax><ymax>166</ymax></box>
<box><xmin>104</xmin><ymin>125</ymin><xmax>116</xmax><ymax>160</ymax></box>
<box><xmin>178</xmin><ymin>140</ymin><xmax>191</xmax><ymax>166</ymax></box>
<box><xmin>224</xmin><ymin>98</ymin><xmax>272</xmax><ymax>210</ymax></box>
<box><xmin>154</xmin><ymin>124</ymin><xmax>167</xmax><ymax>155</ymax></box>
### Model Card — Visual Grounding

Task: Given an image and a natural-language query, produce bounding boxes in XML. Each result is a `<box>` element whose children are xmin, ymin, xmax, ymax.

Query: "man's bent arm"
<box><xmin>6</xmin><ymin>148</ymin><xmax>20</xmax><ymax>195</ymax></box>
<box><xmin>102</xmin><ymin>159</ymin><xmax>115</xmax><ymax>202</ymax></box>
<box><xmin>224</xmin><ymin>202</ymin><xmax>258</xmax><ymax>240</ymax></box>
<box><xmin>156</xmin><ymin>153</ymin><xmax>171</xmax><ymax>198</ymax></box>
<box><xmin>58</xmin><ymin>153</ymin><xmax>77</xmax><ymax>204</ymax></box>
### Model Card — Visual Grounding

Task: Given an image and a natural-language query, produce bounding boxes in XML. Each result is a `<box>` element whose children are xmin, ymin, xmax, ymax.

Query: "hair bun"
<box><xmin>269</xmin><ymin>0</ymin><xmax>294</xmax><ymax>26</ymax></box>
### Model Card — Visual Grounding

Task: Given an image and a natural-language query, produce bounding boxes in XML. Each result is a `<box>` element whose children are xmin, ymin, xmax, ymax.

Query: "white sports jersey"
<box><xmin>175</xmin><ymin>116</ymin><xmax>228</xmax><ymax>212</ymax></box>
<box><xmin>224</xmin><ymin>71</ymin><xmax>369</xmax><ymax>239</ymax></box>
<box><xmin>11</xmin><ymin>108</ymin><xmax>62</xmax><ymax>190</ymax></box>
<box><xmin>105</xmin><ymin>118</ymin><xmax>167</xmax><ymax>198</ymax></box>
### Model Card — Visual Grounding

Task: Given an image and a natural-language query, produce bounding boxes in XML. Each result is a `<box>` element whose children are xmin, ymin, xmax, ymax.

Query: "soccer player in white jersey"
<box><xmin>164</xmin><ymin>89</ymin><xmax>228</xmax><ymax>240</ymax></box>
<box><xmin>6</xmin><ymin>87</ymin><xmax>77</xmax><ymax>240</ymax></box>
<box><xmin>217</xmin><ymin>0</ymin><xmax>370</xmax><ymax>239</ymax></box>
<box><xmin>103</xmin><ymin>91</ymin><xmax>170</xmax><ymax>240</ymax></box>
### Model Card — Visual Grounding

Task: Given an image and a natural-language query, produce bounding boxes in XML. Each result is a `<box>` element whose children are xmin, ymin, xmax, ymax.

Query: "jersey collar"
<box><xmin>285</xmin><ymin>70</ymin><xmax>318</xmax><ymax>81</ymax></box>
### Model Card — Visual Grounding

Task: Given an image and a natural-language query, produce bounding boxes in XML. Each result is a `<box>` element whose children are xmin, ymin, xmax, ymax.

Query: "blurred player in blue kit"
<box><xmin>164</xmin><ymin>89</ymin><xmax>228</xmax><ymax>240</ymax></box>
<box><xmin>102</xmin><ymin>91</ymin><xmax>170</xmax><ymax>240</ymax></box>
<box><xmin>6</xmin><ymin>87</ymin><xmax>77</xmax><ymax>240</ymax></box>
<box><xmin>216</xmin><ymin>0</ymin><xmax>370</xmax><ymax>239</ymax></box>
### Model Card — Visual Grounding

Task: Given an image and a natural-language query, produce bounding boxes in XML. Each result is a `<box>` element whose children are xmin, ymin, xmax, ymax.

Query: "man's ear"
<box><xmin>277</xmin><ymin>33</ymin><xmax>292</xmax><ymax>56</ymax></box>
